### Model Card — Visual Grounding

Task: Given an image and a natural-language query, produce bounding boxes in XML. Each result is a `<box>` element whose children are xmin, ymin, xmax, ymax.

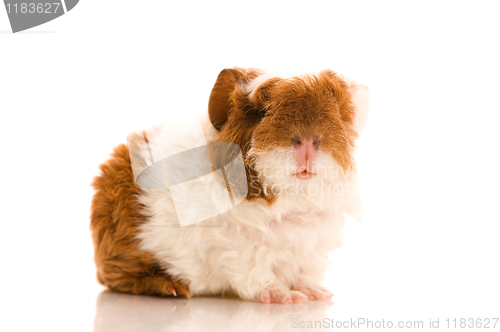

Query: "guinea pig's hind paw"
<box><xmin>171</xmin><ymin>280</ymin><xmax>191</xmax><ymax>299</ymax></box>
<box><xmin>154</xmin><ymin>278</ymin><xmax>191</xmax><ymax>298</ymax></box>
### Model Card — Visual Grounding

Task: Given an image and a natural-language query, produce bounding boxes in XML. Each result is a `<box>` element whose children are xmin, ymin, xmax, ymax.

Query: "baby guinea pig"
<box><xmin>90</xmin><ymin>67</ymin><xmax>369</xmax><ymax>304</ymax></box>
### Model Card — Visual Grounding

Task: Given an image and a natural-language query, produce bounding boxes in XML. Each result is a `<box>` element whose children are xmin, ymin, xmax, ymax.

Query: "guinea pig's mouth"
<box><xmin>294</xmin><ymin>168</ymin><xmax>316</xmax><ymax>180</ymax></box>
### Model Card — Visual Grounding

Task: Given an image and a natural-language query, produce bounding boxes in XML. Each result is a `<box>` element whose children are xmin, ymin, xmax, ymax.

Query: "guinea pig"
<box><xmin>90</xmin><ymin>67</ymin><xmax>369</xmax><ymax>304</ymax></box>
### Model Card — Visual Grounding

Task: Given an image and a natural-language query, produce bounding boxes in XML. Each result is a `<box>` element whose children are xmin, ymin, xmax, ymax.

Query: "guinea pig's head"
<box><xmin>208</xmin><ymin>67</ymin><xmax>369</xmax><ymax>204</ymax></box>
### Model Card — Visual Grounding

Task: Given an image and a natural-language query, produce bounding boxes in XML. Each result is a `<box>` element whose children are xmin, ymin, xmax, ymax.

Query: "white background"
<box><xmin>1</xmin><ymin>1</ymin><xmax>499</xmax><ymax>331</ymax></box>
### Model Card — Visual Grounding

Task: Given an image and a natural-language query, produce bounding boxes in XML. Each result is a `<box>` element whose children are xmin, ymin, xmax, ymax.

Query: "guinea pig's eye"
<box><xmin>260</xmin><ymin>110</ymin><xmax>267</xmax><ymax>119</ymax></box>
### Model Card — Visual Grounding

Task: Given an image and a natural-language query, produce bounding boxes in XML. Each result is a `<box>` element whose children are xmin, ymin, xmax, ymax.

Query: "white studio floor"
<box><xmin>93</xmin><ymin>292</ymin><xmax>335</xmax><ymax>332</ymax></box>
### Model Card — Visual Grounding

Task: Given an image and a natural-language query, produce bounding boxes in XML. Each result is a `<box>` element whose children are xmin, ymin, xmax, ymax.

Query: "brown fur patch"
<box><xmin>90</xmin><ymin>144</ymin><xmax>190</xmax><ymax>297</ymax></box>
<box><xmin>208</xmin><ymin>68</ymin><xmax>358</xmax><ymax>203</ymax></box>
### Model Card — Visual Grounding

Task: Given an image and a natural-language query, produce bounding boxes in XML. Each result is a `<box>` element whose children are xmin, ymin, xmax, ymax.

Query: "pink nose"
<box><xmin>291</xmin><ymin>135</ymin><xmax>321</xmax><ymax>170</ymax></box>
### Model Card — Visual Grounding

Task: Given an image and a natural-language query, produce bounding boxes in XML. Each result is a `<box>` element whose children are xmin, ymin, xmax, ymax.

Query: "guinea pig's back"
<box><xmin>90</xmin><ymin>144</ymin><xmax>190</xmax><ymax>297</ymax></box>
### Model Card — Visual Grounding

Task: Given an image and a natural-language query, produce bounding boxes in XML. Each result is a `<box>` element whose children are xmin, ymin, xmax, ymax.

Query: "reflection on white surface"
<box><xmin>94</xmin><ymin>291</ymin><xmax>334</xmax><ymax>332</ymax></box>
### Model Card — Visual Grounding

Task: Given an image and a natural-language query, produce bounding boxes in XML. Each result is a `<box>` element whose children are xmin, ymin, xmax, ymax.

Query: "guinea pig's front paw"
<box><xmin>295</xmin><ymin>285</ymin><xmax>334</xmax><ymax>301</ymax></box>
<box><xmin>257</xmin><ymin>286</ymin><xmax>308</xmax><ymax>304</ymax></box>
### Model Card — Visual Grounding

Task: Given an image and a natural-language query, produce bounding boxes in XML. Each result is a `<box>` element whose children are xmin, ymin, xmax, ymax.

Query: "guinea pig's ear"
<box><xmin>350</xmin><ymin>83</ymin><xmax>370</xmax><ymax>136</ymax></box>
<box><xmin>320</xmin><ymin>70</ymin><xmax>370</xmax><ymax>136</ymax></box>
<box><xmin>208</xmin><ymin>68</ymin><xmax>262</xmax><ymax>130</ymax></box>
<box><xmin>208</xmin><ymin>69</ymin><xmax>239</xmax><ymax>130</ymax></box>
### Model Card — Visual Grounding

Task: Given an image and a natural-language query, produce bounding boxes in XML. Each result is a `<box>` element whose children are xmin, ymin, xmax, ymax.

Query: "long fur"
<box><xmin>90</xmin><ymin>68</ymin><xmax>366</xmax><ymax>303</ymax></box>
